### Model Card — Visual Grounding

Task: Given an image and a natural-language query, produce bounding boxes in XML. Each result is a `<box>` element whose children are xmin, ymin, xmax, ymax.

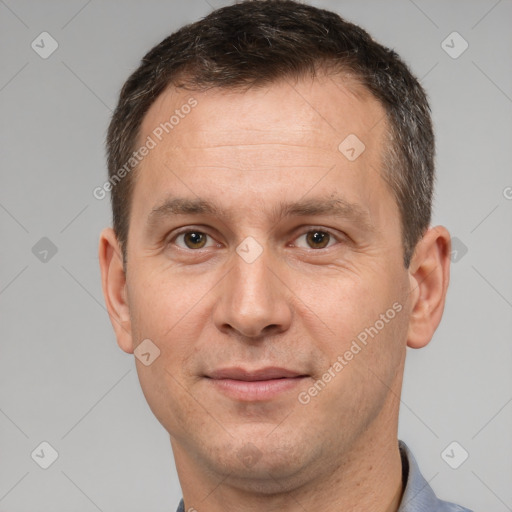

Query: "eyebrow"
<box><xmin>276</xmin><ymin>198</ymin><xmax>371</xmax><ymax>226</ymax></box>
<box><xmin>146</xmin><ymin>196</ymin><xmax>373</xmax><ymax>231</ymax></box>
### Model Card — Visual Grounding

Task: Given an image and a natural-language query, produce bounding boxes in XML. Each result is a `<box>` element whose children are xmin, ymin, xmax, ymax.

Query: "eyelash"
<box><xmin>168</xmin><ymin>227</ymin><xmax>345</xmax><ymax>251</ymax></box>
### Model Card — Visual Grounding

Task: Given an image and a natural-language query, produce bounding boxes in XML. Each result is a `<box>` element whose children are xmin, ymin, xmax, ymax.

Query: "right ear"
<box><xmin>98</xmin><ymin>227</ymin><xmax>134</xmax><ymax>354</ymax></box>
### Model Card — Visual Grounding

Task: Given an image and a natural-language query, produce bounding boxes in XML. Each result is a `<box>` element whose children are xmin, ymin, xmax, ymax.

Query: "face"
<box><xmin>109</xmin><ymin>74</ymin><xmax>418</xmax><ymax>491</ymax></box>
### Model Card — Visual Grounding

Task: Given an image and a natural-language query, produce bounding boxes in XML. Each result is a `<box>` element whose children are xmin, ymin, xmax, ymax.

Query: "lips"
<box><xmin>205</xmin><ymin>367</ymin><xmax>308</xmax><ymax>401</ymax></box>
<box><xmin>208</xmin><ymin>367</ymin><xmax>305</xmax><ymax>381</ymax></box>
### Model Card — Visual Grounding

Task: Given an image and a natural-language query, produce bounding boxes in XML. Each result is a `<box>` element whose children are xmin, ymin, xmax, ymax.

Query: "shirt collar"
<box><xmin>397</xmin><ymin>440</ymin><xmax>471</xmax><ymax>512</ymax></box>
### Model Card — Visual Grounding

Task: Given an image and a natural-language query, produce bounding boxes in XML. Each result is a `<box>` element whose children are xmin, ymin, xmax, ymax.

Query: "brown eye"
<box><xmin>305</xmin><ymin>230</ymin><xmax>331</xmax><ymax>249</ymax></box>
<box><xmin>177</xmin><ymin>231</ymin><xmax>209</xmax><ymax>249</ymax></box>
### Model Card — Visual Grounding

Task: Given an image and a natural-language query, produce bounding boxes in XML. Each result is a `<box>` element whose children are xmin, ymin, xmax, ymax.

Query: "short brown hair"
<box><xmin>106</xmin><ymin>0</ymin><xmax>434</xmax><ymax>267</ymax></box>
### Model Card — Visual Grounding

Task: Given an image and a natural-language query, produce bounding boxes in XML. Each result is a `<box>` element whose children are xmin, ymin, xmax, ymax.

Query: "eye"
<box><xmin>173</xmin><ymin>230</ymin><xmax>217</xmax><ymax>250</ymax></box>
<box><xmin>293</xmin><ymin>229</ymin><xmax>338</xmax><ymax>249</ymax></box>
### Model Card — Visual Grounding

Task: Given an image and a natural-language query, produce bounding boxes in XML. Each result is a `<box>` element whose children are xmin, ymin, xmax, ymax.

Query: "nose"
<box><xmin>212</xmin><ymin>243</ymin><xmax>293</xmax><ymax>340</ymax></box>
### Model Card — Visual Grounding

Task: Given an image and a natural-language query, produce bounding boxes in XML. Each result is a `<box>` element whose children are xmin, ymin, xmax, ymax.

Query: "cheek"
<box><xmin>134</xmin><ymin>359</ymin><xmax>202</xmax><ymax>440</ymax></box>
<box><xmin>305</xmin><ymin>271</ymin><xmax>389</xmax><ymax>334</ymax></box>
<box><xmin>127</xmin><ymin>271</ymin><xmax>207</xmax><ymax>431</ymax></box>
<box><xmin>308</xmin><ymin>275</ymin><xmax>407</xmax><ymax>434</ymax></box>
<box><xmin>303</xmin><ymin>262</ymin><xmax>408</xmax><ymax>373</ymax></box>
<box><xmin>127</xmin><ymin>264</ymin><xmax>204</xmax><ymax>340</ymax></box>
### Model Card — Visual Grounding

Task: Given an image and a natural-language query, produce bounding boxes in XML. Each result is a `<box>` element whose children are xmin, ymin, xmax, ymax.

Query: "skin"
<box><xmin>99</xmin><ymin>72</ymin><xmax>451</xmax><ymax>512</ymax></box>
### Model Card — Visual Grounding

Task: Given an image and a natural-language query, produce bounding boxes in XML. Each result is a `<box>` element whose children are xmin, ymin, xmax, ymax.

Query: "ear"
<box><xmin>406</xmin><ymin>226</ymin><xmax>451</xmax><ymax>349</ymax></box>
<box><xmin>98</xmin><ymin>227</ymin><xmax>134</xmax><ymax>354</ymax></box>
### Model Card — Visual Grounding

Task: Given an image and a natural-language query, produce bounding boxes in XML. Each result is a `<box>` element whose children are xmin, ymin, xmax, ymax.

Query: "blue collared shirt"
<box><xmin>175</xmin><ymin>440</ymin><xmax>473</xmax><ymax>512</ymax></box>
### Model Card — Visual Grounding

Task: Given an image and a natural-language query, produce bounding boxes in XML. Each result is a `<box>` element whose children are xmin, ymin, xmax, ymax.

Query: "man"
<box><xmin>98</xmin><ymin>1</ymin><xmax>472</xmax><ymax>510</ymax></box>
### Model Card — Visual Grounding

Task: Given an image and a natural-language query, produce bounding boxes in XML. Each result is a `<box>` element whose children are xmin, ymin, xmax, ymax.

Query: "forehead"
<box><xmin>138</xmin><ymin>73</ymin><xmax>387</xmax><ymax>159</ymax></box>
<box><xmin>131</xmin><ymin>74</ymin><xmax>394</xmax><ymax>229</ymax></box>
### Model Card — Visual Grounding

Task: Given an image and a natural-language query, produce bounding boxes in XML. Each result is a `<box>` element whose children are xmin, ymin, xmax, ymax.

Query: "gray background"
<box><xmin>1</xmin><ymin>0</ymin><xmax>511</xmax><ymax>510</ymax></box>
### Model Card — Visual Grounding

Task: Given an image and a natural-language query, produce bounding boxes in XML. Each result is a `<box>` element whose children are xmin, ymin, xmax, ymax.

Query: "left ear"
<box><xmin>406</xmin><ymin>226</ymin><xmax>451</xmax><ymax>349</ymax></box>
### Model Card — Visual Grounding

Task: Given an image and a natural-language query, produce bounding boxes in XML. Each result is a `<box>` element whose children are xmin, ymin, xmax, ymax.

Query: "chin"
<box><xmin>202</xmin><ymin>431</ymin><xmax>321</xmax><ymax>491</ymax></box>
